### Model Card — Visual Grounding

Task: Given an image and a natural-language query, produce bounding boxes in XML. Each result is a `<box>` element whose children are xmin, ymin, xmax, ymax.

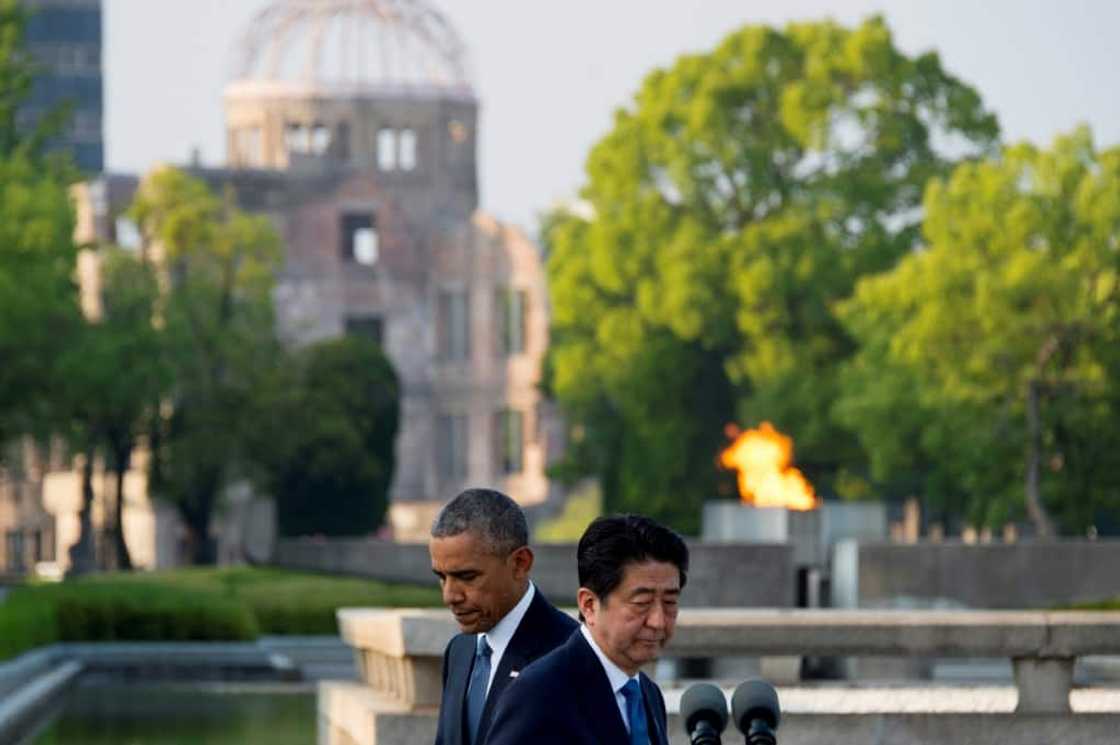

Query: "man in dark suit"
<box><xmin>429</xmin><ymin>488</ymin><xmax>577</xmax><ymax>745</ymax></box>
<box><xmin>486</xmin><ymin>514</ymin><xmax>689</xmax><ymax>745</ymax></box>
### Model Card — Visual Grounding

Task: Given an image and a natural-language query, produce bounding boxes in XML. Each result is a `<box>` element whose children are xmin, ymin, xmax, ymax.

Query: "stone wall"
<box><xmin>834</xmin><ymin>540</ymin><xmax>1120</xmax><ymax>609</ymax></box>
<box><xmin>273</xmin><ymin>539</ymin><xmax>795</xmax><ymax>608</ymax></box>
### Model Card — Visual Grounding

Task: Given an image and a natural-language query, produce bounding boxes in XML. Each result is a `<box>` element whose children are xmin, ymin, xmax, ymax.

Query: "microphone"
<box><xmin>731</xmin><ymin>679</ymin><xmax>780</xmax><ymax>745</ymax></box>
<box><xmin>680</xmin><ymin>682</ymin><xmax>729</xmax><ymax>745</ymax></box>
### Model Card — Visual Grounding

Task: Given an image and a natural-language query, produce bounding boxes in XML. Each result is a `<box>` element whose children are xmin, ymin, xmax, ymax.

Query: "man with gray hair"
<box><xmin>430</xmin><ymin>488</ymin><xmax>577</xmax><ymax>745</ymax></box>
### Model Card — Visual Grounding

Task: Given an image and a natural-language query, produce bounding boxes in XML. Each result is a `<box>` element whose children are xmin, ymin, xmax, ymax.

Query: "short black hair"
<box><xmin>577</xmin><ymin>514</ymin><xmax>689</xmax><ymax>601</ymax></box>
<box><xmin>430</xmin><ymin>488</ymin><xmax>529</xmax><ymax>556</ymax></box>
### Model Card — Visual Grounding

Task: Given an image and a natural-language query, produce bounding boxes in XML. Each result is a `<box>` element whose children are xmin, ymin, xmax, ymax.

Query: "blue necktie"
<box><xmin>465</xmin><ymin>635</ymin><xmax>492</xmax><ymax>745</ymax></box>
<box><xmin>621</xmin><ymin>679</ymin><xmax>651</xmax><ymax>745</ymax></box>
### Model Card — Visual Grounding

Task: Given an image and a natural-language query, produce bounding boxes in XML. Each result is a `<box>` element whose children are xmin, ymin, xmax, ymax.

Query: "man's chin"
<box><xmin>630</xmin><ymin>640</ymin><xmax>665</xmax><ymax>663</ymax></box>
<box><xmin>453</xmin><ymin>612</ymin><xmax>484</xmax><ymax>633</ymax></box>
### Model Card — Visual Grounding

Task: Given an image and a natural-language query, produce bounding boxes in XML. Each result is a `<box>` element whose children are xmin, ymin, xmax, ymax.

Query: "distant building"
<box><xmin>0</xmin><ymin>0</ymin><xmax>564</xmax><ymax>576</ymax></box>
<box><xmin>211</xmin><ymin>0</ymin><xmax>564</xmax><ymax>536</ymax></box>
<box><xmin>17</xmin><ymin>0</ymin><xmax>104</xmax><ymax>173</ymax></box>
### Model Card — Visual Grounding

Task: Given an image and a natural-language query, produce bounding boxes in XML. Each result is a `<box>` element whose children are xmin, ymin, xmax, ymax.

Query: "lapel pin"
<box><xmin>509</xmin><ymin>671</ymin><xmax>519</xmax><ymax>678</ymax></box>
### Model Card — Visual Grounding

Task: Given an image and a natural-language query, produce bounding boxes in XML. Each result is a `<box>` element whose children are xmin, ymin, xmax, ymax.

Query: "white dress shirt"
<box><xmin>580</xmin><ymin>623</ymin><xmax>643</xmax><ymax>734</ymax></box>
<box><xmin>478</xmin><ymin>581</ymin><xmax>536</xmax><ymax>694</ymax></box>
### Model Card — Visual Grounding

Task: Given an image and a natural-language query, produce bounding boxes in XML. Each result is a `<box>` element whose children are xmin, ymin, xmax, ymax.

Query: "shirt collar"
<box><xmin>580</xmin><ymin>623</ymin><xmax>639</xmax><ymax>694</ymax></box>
<box><xmin>481</xmin><ymin>581</ymin><xmax>535</xmax><ymax>660</ymax></box>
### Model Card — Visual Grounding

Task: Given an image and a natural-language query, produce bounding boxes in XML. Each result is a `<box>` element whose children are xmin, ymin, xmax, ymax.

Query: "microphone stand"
<box><xmin>744</xmin><ymin>718</ymin><xmax>776</xmax><ymax>745</ymax></box>
<box><xmin>690</xmin><ymin>720</ymin><xmax>722</xmax><ymax>745</ymax></box>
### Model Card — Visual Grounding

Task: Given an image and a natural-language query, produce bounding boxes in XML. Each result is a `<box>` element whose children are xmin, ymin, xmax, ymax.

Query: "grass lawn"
<box><xmin>0</xmin><ymin>566</ymin><xmax>443</xmax><ymax>662</ymax></box>
<box><xmin>1069</xmin><ymin>598</ymin><xmax>1120</xmax><ymax>610</ymax></box>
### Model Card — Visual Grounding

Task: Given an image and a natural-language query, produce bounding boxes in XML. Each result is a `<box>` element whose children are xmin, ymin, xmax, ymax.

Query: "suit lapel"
<box><xmin>569</xmin><ymin>632</ymin><xmax>631</xmax><ymax>744</ymax></box>
<box><xmin>476</xmin><ymin>590</ymin><xmax>547</xmax><ymax>739</ymax></box>
<box><xmin>640</xmin><ymin>674</ymin><xmax>667</xmax><ymax>745</ymax></box>
<box><xmin>446</xmin><ymin>636</ymin><xmax>475</xmax><ymax>745</ymax></box>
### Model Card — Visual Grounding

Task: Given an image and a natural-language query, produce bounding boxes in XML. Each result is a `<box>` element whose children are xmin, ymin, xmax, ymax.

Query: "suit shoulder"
<box><xmin>509</xmin><ymin>639</ymin><xmax>571</xmax><ymax>689</ymax></box>
<box><xmin>535</xmin><ymin>592</ymin><xmax>578</xmax><ymax>634</ymax></box>
<box><xmin>641</xmin><ymin>673</ymin><xmax>666</xmax><ymax>704</ymax></box>
<box><xmin>443</xmin><ymin>632</ymin><xmax>473</xmax><ymax>657</ymax></box>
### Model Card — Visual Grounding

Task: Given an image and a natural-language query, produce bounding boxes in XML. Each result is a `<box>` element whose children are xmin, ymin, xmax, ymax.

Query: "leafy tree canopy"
<box><xmin>838</xmin><ymin>127</ymin><xmax>1120</xmax><ymax>535</ymax></box>
<box><xmin>546</xmin><ymin>17</ymin><xmax>999</xmax><ymax>531</ymax></box>
<box><xmin>252</xmin><ymin>336</ymin><xmax>400</xmax><ymax>538</ymax></box>
<box><xmin>129</xmin><ymin>166</ymin><xmax>283</xmax><ymax>563</ymax></box>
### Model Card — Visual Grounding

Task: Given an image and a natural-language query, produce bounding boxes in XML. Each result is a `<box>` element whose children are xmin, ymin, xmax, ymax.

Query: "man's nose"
<box><xmin>442</xmin><ymin>579</ymin><xmax>465</xmax><ymax>606</ymax></box>
<box><xmin>644</xmin><ymin>602</ymin><xmax>667</xmax><ymax>630</ymax></box>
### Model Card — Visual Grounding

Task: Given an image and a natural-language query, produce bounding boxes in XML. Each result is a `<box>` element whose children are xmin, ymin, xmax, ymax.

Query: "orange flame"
<box><xmin>719</xmin><ymin>422</ymin><xmax>818</xmax><ymax>511</ymax></box>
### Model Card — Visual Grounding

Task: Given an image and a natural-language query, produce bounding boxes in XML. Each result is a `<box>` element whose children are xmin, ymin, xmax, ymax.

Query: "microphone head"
<box><xmin>680</xmin><ymin>682</ymin><xmax>729</xmax><ymax>735</ymax></box>
<box><xmin>731</xmin><ymin>679</ymin><xmax>780</xmax><ymax>733</ymax></box>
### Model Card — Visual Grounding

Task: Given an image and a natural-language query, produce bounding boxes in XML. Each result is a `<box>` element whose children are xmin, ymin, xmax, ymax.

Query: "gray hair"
<box><xmin>431</xmin><ymin>488</ymin><xmax>529</xmax><ymax>555</ymax></box>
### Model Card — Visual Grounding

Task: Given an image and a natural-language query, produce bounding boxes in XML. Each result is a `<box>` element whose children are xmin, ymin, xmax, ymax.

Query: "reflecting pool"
<box><xmin>29</xmin><ymin>681</ymin><xmax>316</xmax><ymax>744</ymax></box>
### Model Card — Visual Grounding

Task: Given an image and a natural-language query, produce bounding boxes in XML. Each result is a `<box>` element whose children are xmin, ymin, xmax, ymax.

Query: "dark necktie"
<box><xmin>621</xmin><ymin>678</ymin><xmax>651</xmax><ymax>745</ymax></box>
<box><xmin>465</xmin><ymin>634</ymin><xmax>492</xmax><ymax>744</ymax></box>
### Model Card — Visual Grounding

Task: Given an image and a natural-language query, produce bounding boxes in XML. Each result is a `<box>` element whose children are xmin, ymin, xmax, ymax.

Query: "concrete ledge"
<box><xmin>336</xmin><ymin>608</ymin><xmax>1120</xmax><ymax>714</ymax></box>
<box><xmin>58</xmin><ymin>642</ymin><xmax>299</xmax><ymax>681</ymax></box>
<box><xmin>0</xmin><ymin>660</ymin><xmax>82</xmax><ymax>744</ymax></box>
<box><xmin>0</xmin><ymin>646</ymin><xmax>62</xmax><ymax>699</ymax></box>
<box><xmin>337</xmin><ymin>608</ymin><xmax>1120</xmax><ymax>658</ymax></box>
<box><xmin>276</xmin><ymin>539</ymin><xmax>795</xmax><ymax>607</ymax></box>
<box><xmin>847</xmin><ymin>541</ymin><xmax>1120</xmax><ymax>610</ymax></box>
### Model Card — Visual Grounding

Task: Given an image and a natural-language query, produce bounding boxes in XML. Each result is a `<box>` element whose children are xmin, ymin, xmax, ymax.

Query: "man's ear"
<box><xmin>509</xmin><ymin>545</ymin><xmax>534</xmax><ymax>579</ymax></box>
<box><xmin>576</xmin><ymin>587</ymin><xmax>598</xmax><ymax>625</ymax></box>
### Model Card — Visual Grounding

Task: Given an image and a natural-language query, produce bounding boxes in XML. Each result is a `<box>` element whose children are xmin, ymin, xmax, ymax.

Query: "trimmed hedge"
<box><xmin>0</xmin><ymin>567</ymin><xmax>442</xmax><ymax>661</ymax></box>
<box><xmin>47</xmin><ymin>582</ymin><xmax>259</xmax><ymax>642</ymax></box>
<box><xmin>0</xmin><ymin>589</ymin><xmax>58</xmax><ymax>662</ymax></box>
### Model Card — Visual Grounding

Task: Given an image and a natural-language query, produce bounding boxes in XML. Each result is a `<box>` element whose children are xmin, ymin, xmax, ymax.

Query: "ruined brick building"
<box><xmin>210</xmin><ymin>0</ymin><xmax>565</xmax><ymax>539</ymax></box>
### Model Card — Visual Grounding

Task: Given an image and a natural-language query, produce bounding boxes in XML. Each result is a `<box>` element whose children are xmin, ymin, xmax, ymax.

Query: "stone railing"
<box><xmin>321</xmin><ymin>608</ymin><xmax>1120</xmax><ymax>745</ymax></box>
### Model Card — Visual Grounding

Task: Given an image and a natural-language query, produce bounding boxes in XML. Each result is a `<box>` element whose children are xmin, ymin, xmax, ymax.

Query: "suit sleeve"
<box><xmin>484</xmin><ymin>675</ymin><xmax>566</xmax><ymax>745</ymax></box>
<box><xmin>433</xmin><ymin>638</ymin><xmax>454</xmax><ymax>745</ymax></box>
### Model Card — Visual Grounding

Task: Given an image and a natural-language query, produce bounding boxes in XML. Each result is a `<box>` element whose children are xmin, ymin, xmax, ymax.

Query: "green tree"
<box><xmin>837</xmin><ymin>127</ymin><xmax>1120</xmax><ymax>536</ymax></box>
<box><xmin>251</xmin><ymin>337</ymin><xmax>400</xmax><ymax>538</ymax></box>
<box><xmin>61</xmin><ymin>250</ymin><xmax>166</xmax><ymax>570</ymax></box>
<box><xmin>0</xmin><ymin>0</ymin><xmax>82</xmax><ymax>448</ymax></box>
<box><xmin>0</xmin><ymin>153</ymin><xmax>79</xmax><ymax>447</ymax></box>
<box><xmin>129</xmin><ymin>166</ymin><xmax>282</xmax><ymax>563</ymax></box>
<box><xmin>546</xmin><ymin>17</ymin><xmax>998</xmax><ymax>531</ymax></box>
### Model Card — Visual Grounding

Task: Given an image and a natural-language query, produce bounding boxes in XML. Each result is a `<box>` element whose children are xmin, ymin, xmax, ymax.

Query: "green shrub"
<box><xmin>0</xmin><ymin>589</ymin><xmax>58</xmax><ymax>661</ymax></box>
<box><xmin>213</xmin><ymin>567</ymin><xmax>443</xmax><ymax>635</ymax></box>
<box><xmin>44</xmin><ymin>583</ymin><xmax>258</xmax><ymax>642</ymax></box>
<box><xmin>0</xmin><ymin>567</ymin><xmax>441</xmax><ymax>660</ymax></box>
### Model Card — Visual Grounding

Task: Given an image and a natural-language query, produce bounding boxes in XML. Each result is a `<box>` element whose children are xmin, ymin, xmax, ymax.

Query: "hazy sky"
<box><xmin>105</xmin><ymin>0</ymin><xmax>1120</xmax><ymax>231</ymax></box>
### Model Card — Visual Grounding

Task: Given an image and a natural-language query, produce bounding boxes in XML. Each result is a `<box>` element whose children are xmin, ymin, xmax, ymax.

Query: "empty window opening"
<box><xmin>494</xmin><ymin>409</ymin><xmax>525</xmax><ymax>475</ymax></box>
<box><xmin>437</xmin><ymin>414</ymin><xmax>469</xmax><ymax>481</ymax></box>
<box><xmin>345</xmin><ymin>316</ymin><xmax>383</xmax><ymax>345</ymax></box>
<box><xmin>377</xmin><ymin>128</ymin><xmax>397</xmax><ymax>171</ymax></box>
<box><xmin>496</xmin><ymin>288</ymin><xmax>528</xmax><ymax>355</ymax></box>
<box><xmin>310</xmin><ymin>124</ymin><xmax>331</xmax><ymax>155</ymax></box>
<box><xmin>399</xmin><ymin>129</ymin><xmax>417</xmax><ymax>171</ymax></box>
<box><xmin>341</xmin><ymin>213</ymin><xmax>379</xmax><ymax>267</ymax></box>
<box><xmin>438</xmin><ymin>289</ymin><xmax>471</xmax><ymax>361</ymax></box>
<box><xmin>285</xmin><ymin>122</ymin><xmax>308</xmax><ymax>154</ymax></box>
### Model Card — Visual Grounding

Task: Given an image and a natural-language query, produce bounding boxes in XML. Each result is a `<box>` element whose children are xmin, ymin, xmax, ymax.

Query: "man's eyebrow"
<box><xmin>628</xmin><ymin>586</ymin><xmax>681</xmax><ymax>598</ymax></box>
<box><xmin>434</xmin><ymin>568</ymin><xmax>479</xmax><ymax>578</ymax></box>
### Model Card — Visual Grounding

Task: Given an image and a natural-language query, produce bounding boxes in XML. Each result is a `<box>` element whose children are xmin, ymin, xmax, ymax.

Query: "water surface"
<box><xmin>31</xmin><ymin>681</ymin><xmax>315</xmax><ymax>744</ymax></box>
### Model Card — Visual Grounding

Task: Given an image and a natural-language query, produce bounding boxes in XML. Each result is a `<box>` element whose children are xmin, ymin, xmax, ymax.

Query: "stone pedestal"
<box><xmin>1013</xmin><ymin>657</ymin><xmax>1074</xmax><ymax>713</ymax></box>
<box><xmin>318</xmin><ymin>682</ymin><xmax>438</xmax><ymax>745</ymax></box>
<box><xmin>320</xmin><ymin>609</ymin><xmax>453</xmax><ymax>745</ymax></box>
